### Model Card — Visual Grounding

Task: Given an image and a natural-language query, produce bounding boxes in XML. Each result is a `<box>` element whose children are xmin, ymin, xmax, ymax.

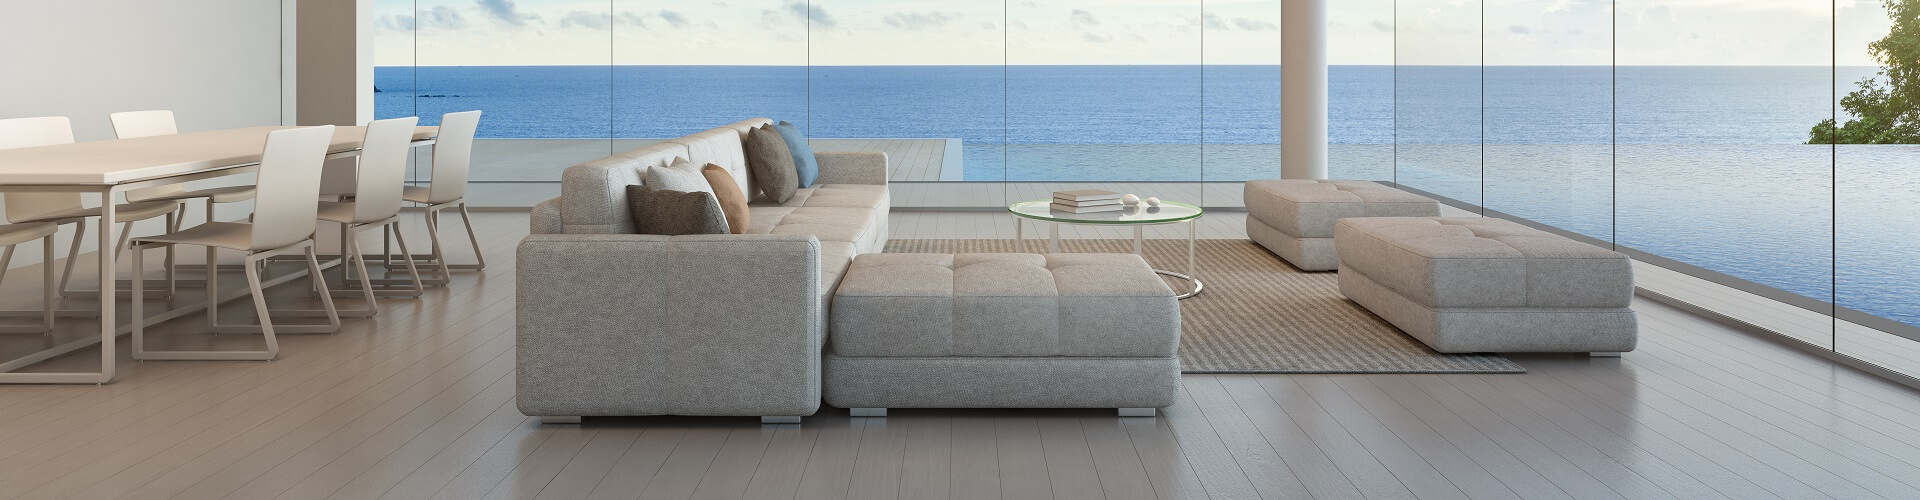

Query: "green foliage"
<box><xmin>1810</xmin><ymin>0</ymin><xmax>1920</xmax><ymax>144</ymax></box>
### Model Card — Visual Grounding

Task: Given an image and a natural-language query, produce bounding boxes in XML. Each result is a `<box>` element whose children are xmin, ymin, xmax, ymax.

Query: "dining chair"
<box><xmin>129</xmin><ymin>125</ymin><xmax>341</xmax><ymax>361</ymax></box>
<box><xmin>0</xmin><ymin>116</ymin><xmax>181</xmax><ymax>298</ymax></box>
<box><xmin>0</xmin><ymin>222</ymin><xmax>61</xmax><ymax>333</ymax></box>
<box><xmin>110</xmin><ymin>110</ymin><xmax>258</xmax><ymax>225</ymax></box>
<box><xmin>313</xmin><ymin>117</ymin><xmax>424</xmax><ymax>317</ymax></box>
<box><xmin>393</xmin><ymin>110</ymin><xmax>483</xmax><ymax>281</ymax></box>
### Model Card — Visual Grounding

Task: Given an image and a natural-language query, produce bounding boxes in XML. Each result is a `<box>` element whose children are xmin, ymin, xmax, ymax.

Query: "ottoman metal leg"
<box><xmin>1118</xmin><ymin>408</ymin><xmax>1157</xmax><ymax>417</ymax></box>
<box><xmin>850</xmin><ymin>408</ymin><xmax>888</xmax><ymax>417</ymax></box>
<box><xmin>761</xmin><ymin>416</ymin><xmax>802</xmax><ymax>424</ymax></box>
<box><xmin>539</xmin><ymin>416</ymin><xmax>582</xmax><ymax>424</ymax></box>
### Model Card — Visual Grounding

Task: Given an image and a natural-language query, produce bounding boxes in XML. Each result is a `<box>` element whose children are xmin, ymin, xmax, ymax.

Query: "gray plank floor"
<box><xmin>0</xmin><ymin>212</ymin><xmax>1916</xmax><ymax>499</ymax></box>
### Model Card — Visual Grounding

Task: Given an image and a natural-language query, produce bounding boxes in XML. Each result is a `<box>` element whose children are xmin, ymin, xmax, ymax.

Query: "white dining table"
<box><xmin>0</xmin><ymin>125</ymin><xmax>439</xmax><ymax>384</ymax></box>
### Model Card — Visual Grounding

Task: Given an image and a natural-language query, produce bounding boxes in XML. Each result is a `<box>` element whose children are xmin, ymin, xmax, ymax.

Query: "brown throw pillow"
<box><xmin>627</xmin><ymin>185</ymin><xmax>730</xmax><ymax>235</ymax></box>
<box><xmin>700</xmin><ymin>164</ymin><xmax>751</xmax><ymax>234</ymax></box>
<box><xmin>744</xmin><ymin>124</ymin><xmax>799</xmax><ymax>203</ymax></box>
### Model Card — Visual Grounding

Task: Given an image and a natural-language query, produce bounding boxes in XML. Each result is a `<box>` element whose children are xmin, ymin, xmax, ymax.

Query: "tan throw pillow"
<box><xmin>744</xmin><ymin>124</ymin><xmax>799</xmax><ymax>203</ymax></box>
<box><xmin>700</xmin><ymin>164</ymin><xmax>751</xmax><ymax>234</ymax></box>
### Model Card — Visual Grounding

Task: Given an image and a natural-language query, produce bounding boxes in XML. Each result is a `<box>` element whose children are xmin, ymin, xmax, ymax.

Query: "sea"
<box><xmin>376</xmin><ymin>65</ymin><xmax>1920</xmax><ymax>332</ymax></box>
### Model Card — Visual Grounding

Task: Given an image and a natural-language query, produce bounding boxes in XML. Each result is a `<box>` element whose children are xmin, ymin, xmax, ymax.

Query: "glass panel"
<box><xmin>1203</xmin><ymin>0</ymin><xmax>1280</xmax><ymax>184</ymax></box>
<box><xmin>612</xmin><ymin>1</ymin><xmax>807</xmax><ymax>148</ymax></box>
<box><xmin>1330</xmin><ymin>1</ymin><xmax>1395</xmax><ymax>181</ymax></box>
<box><xmin>1616</xmin><ymin>0</ymin><xmax>1834</xmax><ymax>347</ymax></box>
<box><xmin>373</xmin><ymin>0</ymin><xmax>415</xmax><ymax>123</ymax></box>
<box><xmin>1006</xmin><ymin>1</ymin><xmax>1202</xmax><ymax>204</ymax></box>
<box><xmin>1394</xmin><ymin>0</ymin><xmax>1483</xmax><ymax>205</ymax></box>
<box><xmin>1482</xmin><ymin>0</ymin><xmax>1612</xmax><ymax>242</ymax></box>
<box><xmin>807</xmin><ymin>0</ymin><xmax>1005</xmax><ymax>209</ymax></box>
<box><xmin>413</xmin><ymin>0</ymin><xmax>612</xmax><ymax>206</ymax></box>
<box><xmin>1836</xmin><ymin>0</ymin><xmax>1920</xmax><ymax>375</ymax></box>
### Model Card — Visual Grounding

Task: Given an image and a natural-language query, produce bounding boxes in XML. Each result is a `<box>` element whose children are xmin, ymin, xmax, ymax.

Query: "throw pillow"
<box><xmin>642</xmin><ymin>157</ymin><xmax>713</xmax><ymax>196</ymax></box>
<box><xmin>744</xmin><ymin>124</ymin><xmax>799</xmax><ymax>203</ymax></box>
<box><xmin>700</xmin><ymin>163</ymin><xmax>751</xmax><ymax>234</ymax></box>
<box><xmin>773</xmin><ymin>121</ymin><xmax>819</xmax><ymax>188</ymax></box>
<box><xmin>627</xmin><ymin>184</ymin><xmax>730</xmax><ymax>236</ymax></box>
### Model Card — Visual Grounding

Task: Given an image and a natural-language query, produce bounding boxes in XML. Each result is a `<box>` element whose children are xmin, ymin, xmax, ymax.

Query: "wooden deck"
<box><xmin>0</xmin><ymin>212</ymin><xmax>1917</xmax><ymax>499</ymax></box>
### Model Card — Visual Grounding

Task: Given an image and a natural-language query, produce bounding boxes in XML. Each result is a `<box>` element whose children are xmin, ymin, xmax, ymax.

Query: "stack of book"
<box><xmin>1050</xmin><ymin>189</ymin><xmax>1125</xmax><ymax>213</ymax></box>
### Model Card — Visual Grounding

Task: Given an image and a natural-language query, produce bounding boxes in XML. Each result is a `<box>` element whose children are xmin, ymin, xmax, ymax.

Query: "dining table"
<box><xmin>0</xmin><ymin>125</ymin><xmax>439</xmax><ymax>384</ymax></box>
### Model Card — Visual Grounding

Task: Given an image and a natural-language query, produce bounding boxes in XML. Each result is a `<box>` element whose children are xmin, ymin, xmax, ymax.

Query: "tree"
<box><xmin>1810</xmin><ymin>0</ymin><xmax>1920</xmax><ymax>144</ymax></box>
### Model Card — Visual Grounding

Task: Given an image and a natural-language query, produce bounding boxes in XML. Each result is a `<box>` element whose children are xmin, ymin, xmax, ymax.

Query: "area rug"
<box><xmin>881</xmin><ymin>239</ymin><xmax>1525</xmax><ymax>374</ymax></box>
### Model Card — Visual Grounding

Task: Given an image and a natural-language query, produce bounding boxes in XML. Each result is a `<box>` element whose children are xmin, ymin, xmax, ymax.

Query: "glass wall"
<box><xmin>1394</xmin><ymin>0</ymin><xmax>1483</xmax><ymax>205</ymax></box>
<box><xmin>1483</xmin><ymin>0</ymin><xmax>1612</xmax><ymax>242</ymax></box>
<box><xmin>1836</xmin><ymin>0</ymin><xmax>1920</xmax><ymax>374</ymax></box>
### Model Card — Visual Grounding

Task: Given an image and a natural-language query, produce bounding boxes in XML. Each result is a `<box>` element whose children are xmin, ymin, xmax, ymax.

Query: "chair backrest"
<box><xmin>109</xmin><ymin>110</ymin><xmax>177</xmax><ymax>138</ymax></box>
<box><xmin>0</xmin><ymin>117</ymin><xmax>86</xmax><ymax>223</ymax></box>
<box><xmin>424</xmin><ymin>110</ymin><xmax>480</xmax><ymax>204</ymax></box>
<box><xmin>351</xmin><ymin>117</ymin><xmax>418</xmax><ymax>223</ymax></box>
<box><xmin>248</xmin><ymin>125</ymin><xmax>335</xmax><ymax>250</ymax></box>
<box><xmin>110</xmin><ymin>110</ymin><xmax>186</xmax><ymax>201</ymax></box>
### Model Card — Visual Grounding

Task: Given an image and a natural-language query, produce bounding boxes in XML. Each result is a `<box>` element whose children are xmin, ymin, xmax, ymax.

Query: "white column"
<box><xmin>1281</xmin><ymin>0</ymin><xmax>1329</xmax><ymax>180</ymax></box>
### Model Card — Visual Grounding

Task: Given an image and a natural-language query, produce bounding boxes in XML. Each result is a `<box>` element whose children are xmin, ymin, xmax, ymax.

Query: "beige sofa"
<box><xmin>517</xmin><ymin>118</ymin><xmax>890</xmax><ymax>424</ymax></box>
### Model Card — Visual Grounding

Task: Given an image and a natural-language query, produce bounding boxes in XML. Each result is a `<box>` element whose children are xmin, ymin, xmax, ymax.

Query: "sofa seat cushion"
<box><xmin>1334</xmin><ymin>217</ymin><xmax>1632</xmax><ymax>309</ymax></box>
<box><xmin>830</xmin><ymin>253</ymin><xmax>1180</xmax><ymax>358</ymax></box>
<box><xmin>1245</xmin><ymin>180</ymin><xmax>1439</xmax><ymax>238</ymax></box>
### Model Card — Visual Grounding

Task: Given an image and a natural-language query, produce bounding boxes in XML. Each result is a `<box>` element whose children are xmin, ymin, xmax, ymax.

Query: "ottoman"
<box><xmin>825</xmin><ymin>253</ymin><xmax>1180</xmax><ymax>417</ymax></box>
<box><xmin>1334</xmin><ymin>217</ymin><xmax>1638</xmax><ymax>355</ymax></box>
<box><xmin>1245</xmin><ymin>180</ymin><xmax>1440</xmax><ymax>271</ymax></box>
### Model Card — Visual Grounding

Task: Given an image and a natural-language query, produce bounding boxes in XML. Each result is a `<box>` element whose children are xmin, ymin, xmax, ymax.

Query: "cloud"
<box><xmin>476</xmin><ymin>0</ymin><xmax>539</xmax><ymax>28</ymax></box>
<box><xmin>1371</xmin><ymin>20</ymin><xmax>1392</xmax><ymax>32</ymax></box>
<box><xmin>1544</xmin><ymin>0</ymin><xmax>1575</xmax><ymax>14</ymax></box>
<box><xmin>414</xmin><ymin>5</ymin><xmax>469</xmax><ymax>30</ymax></box>
<box><xmin>1082</xmin><ymin>32</ymin><xmax>1112</xmax><ymax>43</ymax></box>
<box><xmin>615</xmin><ymin>11</ymin><xmax>649</xmax><ymax>28</ymax></box>
<box><xmin>1069</xmin><ymin>9</ymin><xmax>1099</xmax><ymax>28</ymax></box>
<box><xmin>978</xmin><ymin>21</ymin><xmax>997</xmax><ymax>30</ymax></box>
<box><xmin>1203</xmin><ymin>13</ymin><xmax>1227</xmax><ymax>31</ymax></box>
<box><xmin>1508</xmin><ymin>24</ymin><xmax>1532</xmax><ymax>34</ymax></box>
<box><xmin>786</xmin><ymin>1</ymin><xmax>836</xmax><ymax>28</ymax></box>
<box><xmin>558</xmin><ymin>10</ymin><xmax>609</xmax><ymax>30</ymax></box>
<box><xmin>658</xmin><ymin>10</ymin><xmax>693</xmax><ymax>28</ymax></box>
<box><xmin>884</xmin><ymin>11</ymin><xmax>961</xmax><ymax>31</ymax></box>
<box><xmin>1232</xmin><ymin>18</ymin><xmax>1277</xmax><ymax>31</ymax></box>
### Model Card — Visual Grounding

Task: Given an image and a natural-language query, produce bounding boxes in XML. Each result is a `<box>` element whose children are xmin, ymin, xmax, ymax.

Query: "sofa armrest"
<box><xmin>529</xmin><ymin>197</ymin><xmax>563</xmax><ymax>234</ymax></box>
<box><xmin>813</xmin><ymin>151</ymin><xmax>889</xmax><ymax>185</ymax></box>
<box><xmin>516</xmin><ymin>233</ymin><xmax>824</xmax><ymax>417</ymax></box>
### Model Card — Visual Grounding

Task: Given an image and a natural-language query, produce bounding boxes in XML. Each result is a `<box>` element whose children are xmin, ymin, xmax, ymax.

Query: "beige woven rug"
<box><xmin>882</xmin><ymin>239</ymin><xmax>1525</xmax><ymax>374</ymax></box>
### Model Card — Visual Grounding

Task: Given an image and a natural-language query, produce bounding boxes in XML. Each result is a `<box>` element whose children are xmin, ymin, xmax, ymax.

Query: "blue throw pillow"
<box><xmin>772</xmin><ymin>121</ymin><xmax>819</xmax><ymax>188</ymax></box>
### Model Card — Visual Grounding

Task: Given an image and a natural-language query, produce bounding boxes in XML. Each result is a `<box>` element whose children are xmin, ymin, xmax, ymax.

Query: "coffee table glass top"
<box><xmin>1009</xmin><ymin>199</ymin><xmax>1203</xmax><ymax>224</ymax></box>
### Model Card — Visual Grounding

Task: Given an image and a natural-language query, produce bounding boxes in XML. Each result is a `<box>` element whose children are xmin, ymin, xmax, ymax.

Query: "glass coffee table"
<box><xmin>1009</xmin><ymin>199</ymin><xmax>1204</xmax><ymax>299</ymax></box>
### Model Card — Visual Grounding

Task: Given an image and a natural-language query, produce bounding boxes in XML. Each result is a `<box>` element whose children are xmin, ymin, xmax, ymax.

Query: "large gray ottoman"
<box><xmin>825</xmin><ymin>253</ymin><xmax>1180</xmax><ymax>417</ymax></box>
<box><xmin>1245</xmin><ymin>180</ymin><xmax>1440</xmax><ymax>271</ymax></box>
<box><xmin>1334</xmin><ymin>217</ymin><xmax>1638</xmax><ymax>355</ymax></box>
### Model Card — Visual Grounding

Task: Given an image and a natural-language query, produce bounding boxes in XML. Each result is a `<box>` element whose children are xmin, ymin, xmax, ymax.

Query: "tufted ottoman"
<box><xmin>1245</xmin><ymin>179</ymin><xmax>1441</xmax><ymax>271</ymax></box>
<box><xmin>825</xmin><ymin>253</ymin><xmax>1181</xmax><ymax>417</ymax></box>
<box><xmin>1334</xmin><ymin>217</ymin><xmax>1638</xmax><ymax>355</ymax></box>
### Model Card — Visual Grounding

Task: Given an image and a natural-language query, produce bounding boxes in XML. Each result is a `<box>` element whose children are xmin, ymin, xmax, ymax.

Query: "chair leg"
<box><xmin>424</xmin><ymin>207</ymin><xmax>454</xmax><ymax>282</ymax></box>
<box><xmin>0</xmin><ymin>241</ymin><xmax>53</xmax><ymax>335</ymax></box>
<box><xmin>40</xmin><ymin>235</ymin><xmax>54</xmax><ymax>331</ymax></box>
<box><xmin>56</xmin><ymin>218</ymin><xmax>84</xmax><ymax>298</ymax></box>
<box><xmin>330</xmin><ymin>228</ymin><xmax>380</xmax><ymax>317</ymax></box>
<box><xmin>387</xmin><ymin>223</ymin><xmax>426</xmax><ymax>296</ymax></box>
<box><xmin>455</xmin><ymin>203</ymin><xmax>485</xmax><ymax>271</ymax></box>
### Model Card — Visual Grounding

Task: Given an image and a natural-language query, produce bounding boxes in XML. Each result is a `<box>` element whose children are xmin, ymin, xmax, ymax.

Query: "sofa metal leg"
<box><xmin>539</xmin><ymin>416</ymin><xmax>582</xmax><ymax>424</ymax></box>
<box><xmin>850</xmin><ymin>408</ymin><xmax>887</xmax><ymax>417</ymax></box>
<box><xmin>760</xmin><ymin>416</ymin><xmax>802</xmax><ymax>424</ymax></box>
<box><xmin>1118</xmin><ymin>408</ymin><xmax>1157</xmax><ymax>417</ymax></box>
<box><xmin>1590</xmin><ymin>352</ymin><xmax>1624</xmax><ymax>358</ymax></box>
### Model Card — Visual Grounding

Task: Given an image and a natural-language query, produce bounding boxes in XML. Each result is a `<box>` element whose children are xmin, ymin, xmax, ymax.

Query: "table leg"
<box><xmin>95</xmin><ymin>187</ymin><xmax>118</xmax><ymax>382</ymax></box>
<box><xmin>1048</xmin><ymin>222</ymin><xmax>1060</xmax><ymax>254</ymax></box>
<box><xmin>1133</xmin><ymin>226</ymin><xmax>1144</xmax><ymax>255</ymax></box>
<box><xmin>1015</xmin><ymin>217</ymin><xmax>1023</xmax><ymax>253</ymax></box>
<box><xmin>1188</xmin><ymin>219</ymin><xmax>1198</xmax><ymax>279</ymax></box>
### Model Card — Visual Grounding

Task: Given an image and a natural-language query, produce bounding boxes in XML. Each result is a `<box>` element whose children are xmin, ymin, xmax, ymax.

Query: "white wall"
<box><xmin>0</xmin><ymin>0</ymin><xmax>288</xmax><ymax>268</ymax></box>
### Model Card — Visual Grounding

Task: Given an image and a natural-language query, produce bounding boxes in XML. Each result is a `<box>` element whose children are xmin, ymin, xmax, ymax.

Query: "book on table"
<box><xmin>1049</xmin><ymin>202</ymin><xmax>1126</xmax><ymax>214</ymax></box>
<box><xmin>1051</xmin><ymin>196</ymin><xmax>1122</xmax><ymax>208</ymax></box>
<box><xmin>1052</xmin><ymin>189</ymin><xmax>1122</xmax><ymax>202</ymax></box>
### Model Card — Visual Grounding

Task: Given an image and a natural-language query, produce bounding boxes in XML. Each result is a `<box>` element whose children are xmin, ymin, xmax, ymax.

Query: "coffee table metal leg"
<box><xmin>1048</xmin><ymin>222</ymin><xmax>1060</xmax><ymax>254</ymax></box>
<box><xmin>1133</xmin><ymin>225</ymin><xmax>1144</xmax><ymax>255</ymax></box>
<box><xmin>1014</xmin><ymin>217</ymin><xmax>1023</xmax><ymax>253</ymax></box>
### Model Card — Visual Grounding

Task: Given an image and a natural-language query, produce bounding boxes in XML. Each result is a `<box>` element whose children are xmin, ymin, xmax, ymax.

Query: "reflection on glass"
<box><xmin>1203</xmin><ymin>0</ymin><xmax>1280</xmax><ymax>182</ymax></box>
<box><xmin>1394</xmin><ymin>0</ymin><xmax>1482</xmax><ymax>204</ymax></box>
<box><xmin>1329</xmin><ymin>1</ymin><xmax>1395</xmax><ymax>181</ymax></box>
<box><xmin>1835</xmin><ymin>0</ymin><xmax>1920</xmax><ymax>368</ymax></box>
<box><xmin>1482</xmin><ymin>0</ymin><xmax>1612</xmax><ymax>242</ymax></box>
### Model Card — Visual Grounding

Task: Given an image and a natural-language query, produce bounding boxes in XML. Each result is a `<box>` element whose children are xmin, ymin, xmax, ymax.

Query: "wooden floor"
<box><xmin>1</xmin><ymin>212</ymin><xmax>1918</xmax><ymax>499</ymax></box>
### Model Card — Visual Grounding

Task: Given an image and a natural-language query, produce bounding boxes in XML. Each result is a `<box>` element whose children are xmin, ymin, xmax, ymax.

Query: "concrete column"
<box><xmin>1281</xmin><ymin>0</ymin><xmax>1328</xmax><ymax>180</ymax></box>
<box><xmin>296</xmin><ymin>0</ymin><xmax>373</xmax><ymax>126</ymax></box>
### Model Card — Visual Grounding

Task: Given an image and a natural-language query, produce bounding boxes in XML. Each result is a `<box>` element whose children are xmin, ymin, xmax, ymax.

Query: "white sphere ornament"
<box><xmin>1121</xmin><ymin>194</ymin><xmax>1141</xmax><ymax>206</ymax></box>
<box><xmin>1145</xmin><ymin>196</ymin><xmax>1162</xmax><ymax>207</ymax></box>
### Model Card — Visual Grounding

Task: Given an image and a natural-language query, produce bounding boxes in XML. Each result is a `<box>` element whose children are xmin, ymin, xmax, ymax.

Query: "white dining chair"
<box><xmin>110</xmin><ymin>110</ymin><xmax>258</xmax><ymax>224</ymax></box>
<box><xmin>313</xmin><ymin>117</ymin><xmax>424</xmax><ymax>317</ymax></box>
<box><xmin>129</xmin><ymin>125</ymin><xmax>341</xmax><ymax>361</ymax></box>
<box><xmin>0</xmin><ymin>221</ymin><xmax>61</xmax><ymax>333</ymax></box>
<box><xmin>395</xmin><ymin>110</ymin><xmax>483</xmax><ymax>281</ymax></box>
<box><xmin>0</xmin><ymin>116</ymin><xmax>181</xmax><ymax>298</ymax></box>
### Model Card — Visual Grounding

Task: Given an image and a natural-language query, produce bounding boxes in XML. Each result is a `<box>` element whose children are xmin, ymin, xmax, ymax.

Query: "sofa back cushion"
<box><xmin>559</xmin><ymin>141</ymin><xmax>689</xmax><ymax>234</ymax></box>
<box><xmin>669</xmin><ymin>118</ymin><xmax>770</xmax><ymax>198</ymax></box>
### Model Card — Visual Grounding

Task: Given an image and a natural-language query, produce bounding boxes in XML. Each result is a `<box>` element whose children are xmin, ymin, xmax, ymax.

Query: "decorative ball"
<box><xmin>1121</xmin><ymin>194</ymin><xmax>1141</xmax><ymax>206</ymax></box>
<box><xmin>1145</xmin><ymin>196</ymin><xmax>1162</xmax><ymax>207</ymax></box>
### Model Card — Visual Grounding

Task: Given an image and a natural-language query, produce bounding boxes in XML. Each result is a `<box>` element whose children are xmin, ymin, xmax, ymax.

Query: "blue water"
<box><xmin>375</xmin><ymin>65</ymin><xmax>1920</xmax><ymax>331</ymax></box>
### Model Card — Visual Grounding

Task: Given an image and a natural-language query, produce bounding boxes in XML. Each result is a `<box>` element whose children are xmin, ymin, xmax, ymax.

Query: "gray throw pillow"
<box><xmin>744</xmin><ymin>124</ymin><xmax>799</xmax><ymax>203</ymax></box>
<box><xmin>643</xmin><ymin>157</ymin><xmax>714</xmax><ymax>196</ymax></box>
<box><xmin>627</xmin><ymin>185</ymin><xmax>730</xmax><ymax>235</ymax></box>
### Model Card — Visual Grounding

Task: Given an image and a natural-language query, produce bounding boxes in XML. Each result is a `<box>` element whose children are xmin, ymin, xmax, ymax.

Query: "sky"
<box><xmin>372</xmin><ymin>0</ymin><xmax>1895</xmax><ymax>66</ymax></box>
